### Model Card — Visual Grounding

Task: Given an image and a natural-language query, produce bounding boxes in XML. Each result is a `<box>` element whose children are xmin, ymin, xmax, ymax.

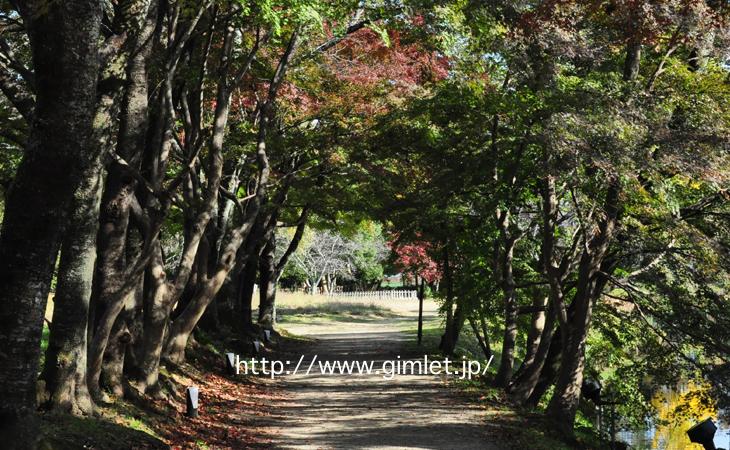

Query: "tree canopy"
<box><xmin>0</xmin><ymin>0</ymin><xmax>729</xmax><ymax>446</ymax></box>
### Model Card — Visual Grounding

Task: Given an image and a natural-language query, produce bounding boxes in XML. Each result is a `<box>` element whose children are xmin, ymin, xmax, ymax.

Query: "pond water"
<box><xmin>618</xmin><ymin>423</ymin><xmax>730</xmax><ymax>449</ymax></box>
<box><xmin>614</xmin><ymin>384</ymin><xmax>729</xmax><ymax>449</ymax></box>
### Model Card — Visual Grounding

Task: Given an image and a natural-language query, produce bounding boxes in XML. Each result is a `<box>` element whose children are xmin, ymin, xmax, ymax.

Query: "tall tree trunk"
<box><xmin>198</xmin><ymin>233</ymin><xmax>221</xmax><ymax>332</ymax></box>
<box><xmin>40</xmin><ymin>0</ymin><xmax>135</xmax><ymax>409</ymax></box>
<box><xmin>163</xmin><ymin>29</ymin><xmax>299</xmax><ymax>364</ymax></box>
<box><xmin>102</xmin><ymin>230</ymin><xmax>144</xmax><ymax>397</ymax></box>
<box><xmin>88</xmin><ymin>172</ymin><xmax>133</xmax><ymax>399</ymax></box>
<box><xmin>155</xmin><ymin>29</ymin><xmax>239</xmax><ymax>363</ymax></box>
<box><xmin>439</xmin><ymin>245</ymin><xmax>463</xmax><ymax>355</ymax></box>
<box><xmin>441</xmin><ymin>304</ymin><xmax>465</xmax><ymax>356</ymax></box>
<box><xmin>439</xmin><ymin>280</ymin><xmax>454</xmax><ymax>352</ymax></box>
<box><xmin>623</xmin><ymin>40</ymin><xmax>641</xmax><ymax>82</ymax></box>
<box><xmin>545</xmin><ymin>268</ymin><xmax>614</xmax><ymax>433</ymax></box>
<box><xmin>509</xmin><ymin>311</ymin><xmax>556</xmax><ymax>404</ymax></box>
<box><xmin>86</xmin><ymin>0</ymin><xmax>160</xmax><ymax>398</ymax></box>
<box><xmin>526</xmin><ymin>325</ymin><xmax>563</xmax><ymax>407</ymax></box>
<box><xmin>238</xmin><ymin>258</ymin><xmax>258</xmax><ymax>333</ymax></box>
<box><xmin>41</xmin><ymin>157</ymin><xmax>104</xmax><ymax>415</ymax></box>
<box><xmin>101</xmin><ymin>303</ymin><xmax>134</xmax><ymax>397</ymax></box>
<box><xmin>0</xmin><ymin>1</ymin><xmax>101</xmax><ymax>442</ymax></box>
<box><xmin>136</xmin><ymin>242</ymin><xmax>172</xmax><ymax>395</ymax></box>
<box><xmin>494</xmin><ymin>236</ymin><xmax>518</xmax><ymax>387</ymax></box>
<box><xmin>509</xmin><ymin>170</ymin><xmax>569</xmax><ymax>404</ymax></box>
<box><xmin>546</xmin><ymin>181</ymin><xmax>620</xmax><ymax>436</ymax></box>
<box><xmin>123</xmin><ymin>239</ymin><xmax>146</xmax><ymax>380</ymax></box>
<box><xmin>106</xmin><ymin>232</ymin><xmax>144</xmax><ymax>396</ymax></box>
<box><xmin>236</xmin><ymin>215</ymin><xmax>272</xmax><ymax>332</ymax></box>
<box><xmin>263</xmin><ymin>205</ymin><xmax>308</xmax><ymax>329</ymax></box>
<box><xmin>522</xmin><ymin>295</ymin><xmax>548</xmax><ymax>369</ymax></box>
<box><xmin>509</xmin><ymin>293</ymin><xmax>548</xmax><ymax>384</ymax></box>
<box><xmin>258</xmin><ymin>232</ymin><xmax>277</xmax><ymax>328</ymax></box>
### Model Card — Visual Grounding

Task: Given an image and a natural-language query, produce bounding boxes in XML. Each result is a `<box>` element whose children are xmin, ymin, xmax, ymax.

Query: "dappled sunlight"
<box><xmin>264</xmin><ymin>308</ymin><xmax>501</xmax><ymax>449</ymax></box>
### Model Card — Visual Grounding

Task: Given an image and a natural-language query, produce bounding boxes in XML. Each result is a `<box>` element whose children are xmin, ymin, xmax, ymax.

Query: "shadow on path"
<box><xmin>262</xmin><ymin>308</ymin><xmax>504</xmax><ymax>450</ymax></box>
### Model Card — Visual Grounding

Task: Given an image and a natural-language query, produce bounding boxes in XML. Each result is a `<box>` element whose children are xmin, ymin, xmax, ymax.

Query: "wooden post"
<box><xmin>417</xmin><ymin>277</ymin><xmax>425</xmax><ymax>346</ymax></box>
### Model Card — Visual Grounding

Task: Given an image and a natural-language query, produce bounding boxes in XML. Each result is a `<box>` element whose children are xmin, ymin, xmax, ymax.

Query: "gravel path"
<box><xmin>265</xmin><ymin>303</ymin><xmax>504</xmax><ymax>450</ymax></box>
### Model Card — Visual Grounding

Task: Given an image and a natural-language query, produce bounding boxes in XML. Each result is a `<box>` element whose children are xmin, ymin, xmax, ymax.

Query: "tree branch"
<box><xmin>293</xmin><ymin>20</ymin><xmax>370</xmax><ymax>65</ymax></box>
<box><xmin>0</xmin><ymin>58</ymin><xmax>33</xmax><ymax>121</ymax></box>
<box><xmin>276</xmin><ymin>205</ymin><xmax>309</xmax><ymax>275</ymax></box>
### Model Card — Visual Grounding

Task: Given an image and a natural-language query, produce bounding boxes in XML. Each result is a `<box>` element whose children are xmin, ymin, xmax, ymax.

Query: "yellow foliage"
<box><xmin>650</xmin><ymin>382</ymin><xmax>717</xmax><ymax>450</ymax></box>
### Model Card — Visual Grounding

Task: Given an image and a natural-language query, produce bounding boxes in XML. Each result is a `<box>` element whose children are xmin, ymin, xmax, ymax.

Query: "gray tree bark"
<box><xmin>258</xmin><ymin>233</ymin><xmax>277</xmax><ymax>328</ymax></box>
<box><xmin>623</xmin><ymin>40</ymin><xmax>641</xmax><ymax>82</ymax></box>
<box><xmin>494</xmin><ymin>233</ymin><xmax>519</xmax><ymax>387</ymax></box>
<box><xmin>0</xmin><ymin>0</ymin><xmax>101</xmax><ymax>443</ymax></box>
<box><xmin>259</xmin><ymin>206</ymin><xmax>309</xmax><ymax>328</ymax></box>
<box><xmin>163</xmin><ymin>29</ymin><xmax>300</xmax><ymax>364</ymax></box>
<box><xmin>546</xmin><ymin>181</ymin><xmax>620</xmax><ymax>436</ymax></box>
<box><xmin>41</xmin><ymin>154</ymin><xmax>104</xmax><ymax>415</ymax></box>
<box><xmin>523</xmin><ymin>295</ymin><xmax>548</xmax><ymax>367</ymax></box>
<box><xmin>508</xmin><ymin>293</ymin><xmax>548</xmax><ymax>387</ymax></box>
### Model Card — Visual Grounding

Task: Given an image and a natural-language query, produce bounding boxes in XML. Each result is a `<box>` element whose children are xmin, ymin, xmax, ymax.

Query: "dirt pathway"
<box><xmin>264</xmin><ymin>303</ymin><xmax>504</xmax><ymax>450</ymax></box>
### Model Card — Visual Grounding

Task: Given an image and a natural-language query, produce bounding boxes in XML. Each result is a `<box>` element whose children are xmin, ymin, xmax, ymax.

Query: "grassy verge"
<box><xmin>40</xmin><ymin>410</ymin><xmax>168</xmax><ymax>449</ymax></box>
<box><xmin>401</xmin><ymin>318</ymin><xmax>499</xmax><ymax>368</ymax></box>
<box><xmin>405</xmin><ymin>322</ymin><xmax>609</xmax><ymax>450</ymax></box>
<box><xmin>273</xmin><ymin>291</ymin><xmax>408</xmax><ymax>326</ymax></box>
<box><xmin>277</xmin><ymin>301</ymin><xmax>398</xmax><ymax>324</ymax></box>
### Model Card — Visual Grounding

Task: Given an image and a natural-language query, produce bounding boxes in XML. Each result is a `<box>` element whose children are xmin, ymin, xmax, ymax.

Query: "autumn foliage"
<box><xmin>391</xmin><ymin>240</ymin><xmax>441</xmax><ymax>284</ymax></box>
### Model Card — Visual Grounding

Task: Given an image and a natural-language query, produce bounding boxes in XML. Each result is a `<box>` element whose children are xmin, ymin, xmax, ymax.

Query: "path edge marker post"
<box><xmin>186</xmin><ymin>386</ymin><xmax>199</xmax><ymax>418</ymax></box>
<box><xmin>225</xmin><ymin>352</ymin><xmax>236</xmax><ymax>375</ymax></box>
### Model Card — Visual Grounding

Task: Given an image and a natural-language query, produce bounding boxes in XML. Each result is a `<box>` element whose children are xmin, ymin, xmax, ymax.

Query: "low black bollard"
<box><xmin>687</xmin><ymin>418</ymin><xmax>718</xmax><ymax>450</ymax></box>
<box><xmin>225</xmin><ymin>352</ymin><xmax>236</xmax><ymax>375</ymax></box>
<box><xmin>186</xmin><ymin>386</ymin><xmax>199</xmax><ymax>418</ymax></box>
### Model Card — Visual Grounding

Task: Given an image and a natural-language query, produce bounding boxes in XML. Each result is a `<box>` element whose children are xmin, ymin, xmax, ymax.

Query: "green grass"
<box><xmin>194</xmin><ymin>439</ymin><xmax>211</xmax><ymax>449</ymax></box>
<box><xmin>277</xmin><ymin>301</ymin><xmax>398</xmax><ymax>323</ymax></box>
<box><xmin>276</xmin><ymin>327</ymin><xmax>316</xmax><ymax>342</ymax></box>
<box><xmin>39</xmin><ymin>322</ymin><xmax>50</xmax><ymax>372</ymax></box>
<box><xmin>35</xmin><ymin>318</ymin><xmax>168</xmax><ymax>448</ymax></box>
<box><xmin>452</xmin><ymin>378</ymin><xmax>608</xmax><ymax>449</ymax></box>
<box><xmin>127</xmin><ymin>416</ymin><xmax>158</xmax><ymax>437</ymax></box>
<box><xmin>39</xmin><ymin>409</ymin><xmax>167</xmax><ymax>449</ymax></box>
<box><xmin>406</xmin><ymin>322</ymin><xmax>609</xmax><ymax>450</ymax></box>
<box><xmin>402</xmin><ymin>322</ymin><xmax>499</xmax><ymax>372</ymax></box>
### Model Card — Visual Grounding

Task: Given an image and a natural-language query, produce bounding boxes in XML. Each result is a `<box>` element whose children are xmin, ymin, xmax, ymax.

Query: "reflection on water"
<box><xmin>618</xmin><ymin>382</ymin><xmax>729</xmax><ymax>449</ymax></box>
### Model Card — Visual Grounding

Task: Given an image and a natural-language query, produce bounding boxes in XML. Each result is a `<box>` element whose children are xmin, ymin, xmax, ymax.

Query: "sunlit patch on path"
<box><xmin>263</xmin><ymin>302</ymin><xmax>503</xmax><ymax>450</ymax></box>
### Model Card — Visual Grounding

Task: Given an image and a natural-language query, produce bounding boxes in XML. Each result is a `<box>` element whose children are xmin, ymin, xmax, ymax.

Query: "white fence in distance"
<box><xmin>326</xmin><ymin>290</ymin><xmax>419</xmax><ymax>302</ymax></box>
